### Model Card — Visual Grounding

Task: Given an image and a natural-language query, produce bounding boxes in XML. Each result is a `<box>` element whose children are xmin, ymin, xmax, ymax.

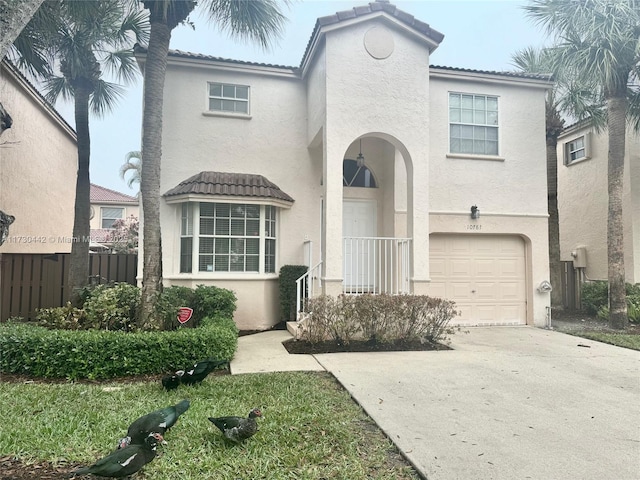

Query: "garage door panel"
<box><xmin>430</xmin><ymin>234</ymin><xmax>526</xmax><ymax>326</ymax></box>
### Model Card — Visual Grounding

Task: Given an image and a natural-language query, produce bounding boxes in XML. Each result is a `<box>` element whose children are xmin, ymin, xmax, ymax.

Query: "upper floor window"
<box><xmin>208</xmin><ymin>82</ymin><xmax>249</xmax><ymax>114</ymax></box>
<box><xmin>564</xmin><ymin>134</ymin><xmax>591</xmax><ymax>165</ymax></box>
<box><xmin>101</xmin><ymin>207</ymin><xmax>123</xmax><ymax>229</ymax></box>
<box><xmin>180</xmin><ymin>202</ymin><xmax>276</xmax><ymax>274</ymax></box>
<box><xmin>449</xmin><ymin>93</ymin><xmax>499</xmax><ymax>156</ymax></box>
<box><xmin>343</xmin><ymin>159</ymin><xmax>377</xmax><ymax>188</ymax></box>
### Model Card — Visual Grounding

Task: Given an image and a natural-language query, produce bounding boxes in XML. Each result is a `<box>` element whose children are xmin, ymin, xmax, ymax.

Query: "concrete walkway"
<box><xmin>230</xmin><ymin>327</ymin><xmax>640</xmax><ymax>480</ymax></box>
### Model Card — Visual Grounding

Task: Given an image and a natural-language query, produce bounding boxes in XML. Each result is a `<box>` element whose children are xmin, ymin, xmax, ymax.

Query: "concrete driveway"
<box><xmin>315</xmin><ymin>327</ymin><xmax>640</xmax><ymax>480</ymax></box>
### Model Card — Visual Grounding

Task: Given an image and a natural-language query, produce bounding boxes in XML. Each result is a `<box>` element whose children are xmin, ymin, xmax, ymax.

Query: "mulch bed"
<box><xmin>0</xmin><ymin>456</ymin><xmax>86</xmax><ymax>480</ymax></box>
<box><xmin>283</xmin><ymin>338</ymin><xmax>451</xmax><ymax>354</ymax></box>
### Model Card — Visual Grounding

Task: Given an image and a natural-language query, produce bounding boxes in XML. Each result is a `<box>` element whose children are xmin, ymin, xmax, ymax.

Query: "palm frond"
<box><xmin>202</xmin><ymin>0</ymin><xmax>291</xmax><ymax>50</ymax></box>
<box><xmin>90</xmin><ymin>80</ymin><xmax>125</xmax><ymax>116</ymax></box>
<box><xmin>103</xmin><ymin>50</ymin><xmax>141</xmax><ymax>84</ymax></box>
<box><xmin>42</xmin><ymin>75</ymin><xmax>73</xmax><ymax>105</ymax></box>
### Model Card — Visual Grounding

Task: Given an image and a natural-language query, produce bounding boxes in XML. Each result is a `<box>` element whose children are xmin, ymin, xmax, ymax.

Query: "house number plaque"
<box><xmin>465</xmin><ymin>224</ymin><xmax>482</xmax><ymax>231</ymax></box>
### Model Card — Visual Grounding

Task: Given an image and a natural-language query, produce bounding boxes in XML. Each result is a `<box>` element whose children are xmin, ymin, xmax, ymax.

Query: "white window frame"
<box><xmin>564</xmin><ymin>133</ymin><xmax>591</xmax><ymax>165</ymax></box>
<box><xmin>179</xmin><ymin>202</ymin><xmax>277</xmax><ymax>275</ymax></box>
<box><xmin>448</xmin><ymin>92</ymin><xmax>500</xmax><ymax>157</ymax></box>
<box><xmin>101</xmin><ymin>207</ymin><xmax>124</xmax><ymax>229</ymax></box>
<box><xmin>206</xmin><ymin>82</ymin><xmax>250</xmax><ymax>115</ymax></box>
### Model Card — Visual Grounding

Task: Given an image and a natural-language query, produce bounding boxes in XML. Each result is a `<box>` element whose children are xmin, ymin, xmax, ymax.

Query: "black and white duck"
<box><xmin>68</xmin><ymin>432</ymin><xmax>163</xmax><ymax>478</ymax></box>
<box><xmin>162</xmin><ymin>358</ymin><xmax>229</xmax><ymax>390</ymax></box>
<box><xmin>117</xmin><ymin>399</ymin><xmax>190</xmax><ymax>449</ymax></box>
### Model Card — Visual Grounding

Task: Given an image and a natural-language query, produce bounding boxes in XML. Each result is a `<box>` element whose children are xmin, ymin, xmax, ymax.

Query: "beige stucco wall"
<box><xmin>0</xmin><ymin>62</ymin><xmax>76</xmax><ymax>254</ymax></box>
<box><xmin>557</xmin><ymin>125</ymin><xmax>639</xmax><ymax>283</ymax></box>
<box><xmin>154</xmin><ymin>15</ymin><xmax>551</xmax><ymax>329</ymax></box>
<box><xmin>90</xmin><ymin>202</ymin><xmax>139</xmax><ymax>230</ymax></box>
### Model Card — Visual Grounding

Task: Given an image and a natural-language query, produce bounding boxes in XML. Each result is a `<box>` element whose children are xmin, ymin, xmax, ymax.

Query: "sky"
<box><xmin>53</xmin><ymin>0</ymin><xmax>550</xmax><ymax>195</ymax></box>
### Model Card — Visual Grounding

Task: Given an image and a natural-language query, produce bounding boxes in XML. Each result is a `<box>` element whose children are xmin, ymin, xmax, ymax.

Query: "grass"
<box><xmin>0</xmin><ymin>372</ymin><xmax>418</xmax><ymax>479</ymax></box>
<box><xmin>572</xmin><ymin>331</ymin><xmax>640</xmax><ymax>350</ymax></box>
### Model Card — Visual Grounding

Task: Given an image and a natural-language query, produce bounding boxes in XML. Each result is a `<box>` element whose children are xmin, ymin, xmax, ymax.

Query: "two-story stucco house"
<box><xmin>137</xmin><ymin>1</ymin><xmax>553</xmax><ymax>331</ymax></box>
<box><xmin>90</xmin><ymin>183</ymin><xmax>139</xmax><ymax>250</ymax></box>
<box><xmin>557</xmin><ymin>122</ymin><xmax>640</xmax><ymax>298</ymax></box>
<box><xmin>0</xmin><ymin>59</ymin><xmax>77</xmax><ymax>254</ymax></box>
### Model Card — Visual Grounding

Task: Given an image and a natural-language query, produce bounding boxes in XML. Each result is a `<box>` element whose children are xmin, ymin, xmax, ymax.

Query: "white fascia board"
<box><xmin>164</xmin><ymin>193</ymin><xmax>293</xmax><ymax>209</ymax></box>
<box><xmin>430</xmin><ymin>67</ymin><xmax>553</xmax><ymax>90</ymax></box>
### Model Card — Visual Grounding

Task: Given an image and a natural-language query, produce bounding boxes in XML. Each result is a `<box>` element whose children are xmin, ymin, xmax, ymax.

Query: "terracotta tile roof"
<box><xmin>90</xmin><ymin>184</ymin><xmax>138</xmax><ymax>204</ymax></box>
<box><xmin>304</xmin><ymin>0</ymin><xmax>445</xmax><ymax>63</ymax></box>
<box><xmin>164</xmin><ymin>172</ymin><xmax>294</xmax><ymax>204</ymax></box>
<box><xmin>430</xmin><ymin>65</ymin><xmax>553</xmax><ymax>82</ymax></box>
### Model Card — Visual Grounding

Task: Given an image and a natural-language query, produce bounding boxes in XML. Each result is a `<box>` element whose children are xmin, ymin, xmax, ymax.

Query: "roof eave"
<box><xmin>164</xmin><ymin>193</ymin><xmax>294</xmax><ymax>209</ymax></box>
<box><xmin>429</xmin><ymin>66</ymin><xmax>554</xmax><ymax>89</ymax></box>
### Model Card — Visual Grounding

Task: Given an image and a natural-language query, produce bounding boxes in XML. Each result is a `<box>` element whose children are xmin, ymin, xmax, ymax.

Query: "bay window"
<box><xmin>180</xmin><ymin>202</ymin><xmax>277</xmax><ymax>274</ymax></box>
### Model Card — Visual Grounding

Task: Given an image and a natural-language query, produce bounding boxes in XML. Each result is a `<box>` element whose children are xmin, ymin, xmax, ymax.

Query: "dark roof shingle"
<box><xmin>164</xmin><ymin>172</ymin><xmax>294</xmax><ymax>204</ymax></box>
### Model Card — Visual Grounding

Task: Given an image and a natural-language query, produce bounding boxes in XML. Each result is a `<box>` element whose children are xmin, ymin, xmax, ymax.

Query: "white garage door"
<box><xmin>429</xmin><ymin>234</ymin><xmax>527</xmax><ymax>325</ymax></box>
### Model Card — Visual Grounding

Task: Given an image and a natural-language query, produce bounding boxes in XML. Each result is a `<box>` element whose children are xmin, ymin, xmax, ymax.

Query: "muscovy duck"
<box><xmin>117</xmin><ymin>399</ymin><xmax>190</xmax><ymax>449</ymax></box>
<box><xmin>162</xmin><ymin>358</ymin><xmax>229</xmax><ymax>390</ymax></box>
<box><xmin>208</xmin><ymin>408</ymin><xmax>262</xmax><ymax>443</ymax></box>
<box><xmin>68</xmin><ymin>432</ymin><xmax>163</xmax><ymax>478</ymax></box>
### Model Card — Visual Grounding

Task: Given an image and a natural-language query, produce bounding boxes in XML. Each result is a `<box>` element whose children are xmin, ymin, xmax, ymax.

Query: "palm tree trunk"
<box><xmin>138</xmin><ymin>19</ymin><xmax>172</xmax><ymax>329</ymax></box>
<box><xmin>606</xmin><ymin>95</ymin><xmax>628</xmax><ymax>330</ymax></box>
<box><xmin>546</xmin><ymin>136</ymin><xmax>563</xmax><ymax>308</ymax></box>
<box><xmin>0</xmin><ymin>0</ymin><xmax>46</xmax><ymax>60</ymax></box>
<box><xmin>67</xmin><ymin>84</ymin><xmax>92</xmax><ymax>303</ymax></box>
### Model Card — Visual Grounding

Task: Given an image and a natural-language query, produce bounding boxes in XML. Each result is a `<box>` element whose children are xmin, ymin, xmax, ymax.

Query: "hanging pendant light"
<box><xmin>356</xmin><ymin>138</ymin><xmax>365</xmax><ymax>168</ymax></box>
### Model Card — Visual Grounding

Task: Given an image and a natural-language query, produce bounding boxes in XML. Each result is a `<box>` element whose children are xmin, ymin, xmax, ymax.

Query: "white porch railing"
<box><xmin>295</xmin><ymin>261</ymin><xmax>323</xmax><ymax>321</ymax></box>
<box><xmin>294</xmin><ymin>237</ymin><xmax>411</xmax><ymax>321</ymax></box>
<box><xmin>343</xmin><ymin>237</ymin><xmax>411</xmax><ymax>295</ymax></box>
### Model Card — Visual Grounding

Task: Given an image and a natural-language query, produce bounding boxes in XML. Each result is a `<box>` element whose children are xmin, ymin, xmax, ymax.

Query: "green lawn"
<box><xmin>572</xmin><ymin>331</ymin><xmax>640</xmax><ymax>351</ymax></box>
<box><xmin>0</xmin><ymin>372</ymin><xmax>417</xmax><ymax>479</ymax></box>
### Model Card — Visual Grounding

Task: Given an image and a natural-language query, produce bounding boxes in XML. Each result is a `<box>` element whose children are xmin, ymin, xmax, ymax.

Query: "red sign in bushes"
<box><xmin>177</xmin><ymin>307</ymin><xmax>193</xmax><ymax>324</ymax></box>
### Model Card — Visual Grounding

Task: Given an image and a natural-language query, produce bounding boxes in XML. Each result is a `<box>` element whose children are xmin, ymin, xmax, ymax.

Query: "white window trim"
<box><xmin>178</xmin><ymin>202</ymin><xmax>277</xmax><ymax>276</ymax></box>
<box><xmin>101</xmin><ymin>207</ymin><xmax>124</xmax><ymax>229</ymax></box>
<box><xmin>205</xmin><ymin>82</ymin><xmax>251</xmax><ymax>118</ymax></box>
<box><xmin>563</xmin><ymin>133</ymin><xmax>592</xmax><ymax>166</ymax></box>
<box><xmin>448</xmin><ymin>91</ymin><xmax>501</xmax><ymax>159</ymax></box>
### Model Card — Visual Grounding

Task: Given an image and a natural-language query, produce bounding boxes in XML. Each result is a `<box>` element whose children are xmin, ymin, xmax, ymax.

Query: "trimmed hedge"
<box><xmin>279</xmin><ymin>265</ymin><xmax>308</xmax><ymax>322</ymax></box>
<box><xmin>0</xmin><ymin>316</ymin><xmax>238</xmax><ymax>380</ymax></box>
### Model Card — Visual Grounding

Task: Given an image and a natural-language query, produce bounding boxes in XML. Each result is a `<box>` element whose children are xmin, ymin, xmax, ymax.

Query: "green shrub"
<box><xmin>154</xmin><ymin>286</ymin><xmax>197</xmax><ymax>330</ymax></box>
<box><xmin>36</xmin><ymin>302</ymin><xmax>92</xmax><ymax>330</ymax></box>
<box><xmin>0</xmin><ymin>317</ymin><xmax>238</xmax><ymax>380</ymax></box>
<box><xmin>83</xmin><ymin>283</ymin><xmax>141</xmax><ymax>331</ymax></box>
<box><xmin>581</xmin><ymin>281</ymin><xmax>609</xmax><ymax>314</ymax></box>
<box><xmin>192</xmin><ymin>284</ymin><xmax>237</xmax><ymax>324</ymax></box>
<box><xmin>279</xmin><ymin>265</ymin><xmax>308</xmax><ymax>322</ymax></box>
<box><xmin>303</xmin><ymin>294</ymin><xmax>458</xmax><ymax>345</ymax></box>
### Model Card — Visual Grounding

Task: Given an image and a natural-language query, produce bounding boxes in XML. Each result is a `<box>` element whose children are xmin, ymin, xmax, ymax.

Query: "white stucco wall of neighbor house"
<box><xmin>159</xmin><ymin>58</ymin><xmax>322</xmax><ymax>330</ymax></box>
<box><xmin>322</xmin><ymin>17</ymin><xmax>433</xmax><ymax>295</ymax></box>
<box><xmin>0</xmin><ymin>62</ymin><xmax>76</xmax><ymax>255</ymax></box>
<box><xmin>558</xmin><ymin>124</ymin><xmax>640</xmax><ymax>284</ymax></box>
<box><xmin>428</xmin><ymin>73</ymin><xmax>552</xmax><ymax>326</ymax></box>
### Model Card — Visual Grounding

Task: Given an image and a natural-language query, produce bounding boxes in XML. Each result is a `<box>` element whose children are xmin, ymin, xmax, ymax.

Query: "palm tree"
<box><xmin>16</xmin><ymin>0</ymin><xmax>148</xmax><ymax>301</ymax></box>
<box><xmin>120</xmin><ymin>150</ymin><xmax>142</xmax><ymax>189</ymax></box>
<box><xmin>137</xmin><ymin>0</ymin><xmax>289</xmax><ymax>329</ymax></box>
<box><xmin>525</xmin><ymin>0</ymin><xmax>640</xmax><ymax>329</ymax></box>
<box><xmin>511</xmin><ymin>47</ymin><xmax>601</xmax><ymax>309</ymax></box>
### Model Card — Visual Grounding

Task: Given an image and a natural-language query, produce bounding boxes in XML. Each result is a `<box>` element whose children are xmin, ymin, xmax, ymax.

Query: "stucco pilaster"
<box><xmin>321</xmin><ymin>130</ymin><xmax>345</xmax><ymax>284</ymax></box>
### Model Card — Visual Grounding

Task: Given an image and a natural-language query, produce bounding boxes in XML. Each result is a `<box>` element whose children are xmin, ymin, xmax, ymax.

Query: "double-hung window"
<box><xmin>208</xmin><ymin>83</ymin><xmax>249</xmax><ymax>114</ymax></box>
<box><xmin>564</xmin><ymin>134</ymin><xmax>591</xmax><ymax>165</ymax></box>
<box><xmin>449</xmin><ymin>93</ymin><xmax>499</xmax><ymax>156</ymax></box>
<box><xmin>180</xmin><ymin>202</ymin><xmax>276</xmax><ymax>274</ymax></box>
<box><xmin>101</xmin><ymin>207</ymin><xmax>124</xmax><ymax>229</ymax></box>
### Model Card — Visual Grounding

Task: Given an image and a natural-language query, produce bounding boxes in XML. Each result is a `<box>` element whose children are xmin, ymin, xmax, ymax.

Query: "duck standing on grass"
<box><xmin>208</xmin><ymin>408</ymin><xmax>262</xmax><ymax>443</ymax></box>
<box><xmin>162</xmin><ymin>358</ymin><xmax>229</xmax><ymax>390</ymax></box>
<box><xmin>68</xmin><ymin>432</ymin><xmax>163</xmax><ymax>478</ymax></box>
<box><xmin>117</xmin><ymin>399</ymin><xmax>190</xmax><ymax>449</ymax></box>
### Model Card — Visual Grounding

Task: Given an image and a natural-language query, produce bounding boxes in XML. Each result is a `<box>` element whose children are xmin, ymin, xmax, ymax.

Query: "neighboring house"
<box><xmin>89</xmin><ymin>183</ymin><xmax>139</xmax><ymax>250</ymax></box>
<box><xmin>137</xmin><ymin>0</ymin><xmax>553</xmax><ymax>330</ymax></box>
<box><xmin>557</xmin><ymin>122</ymin><xmax>640</xmax><ymax>293</ymax></box>
<box><xmin>0</xmin><ymin>59</ymin><xmax>77</xmax><ymax>254</ymax></box>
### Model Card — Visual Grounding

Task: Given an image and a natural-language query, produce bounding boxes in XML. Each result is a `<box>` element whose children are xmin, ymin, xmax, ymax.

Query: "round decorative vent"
<box><xmin>364</xmin><ymin>26</ymin><xmax>394</xmax><ymax>60</ymax></box>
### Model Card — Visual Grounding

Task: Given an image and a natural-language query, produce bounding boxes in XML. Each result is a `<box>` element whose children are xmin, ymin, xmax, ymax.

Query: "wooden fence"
<box><xmin>0</xmin><ymin>253</ymin><xmax>137</xmax><ymax>321</ymax></box>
